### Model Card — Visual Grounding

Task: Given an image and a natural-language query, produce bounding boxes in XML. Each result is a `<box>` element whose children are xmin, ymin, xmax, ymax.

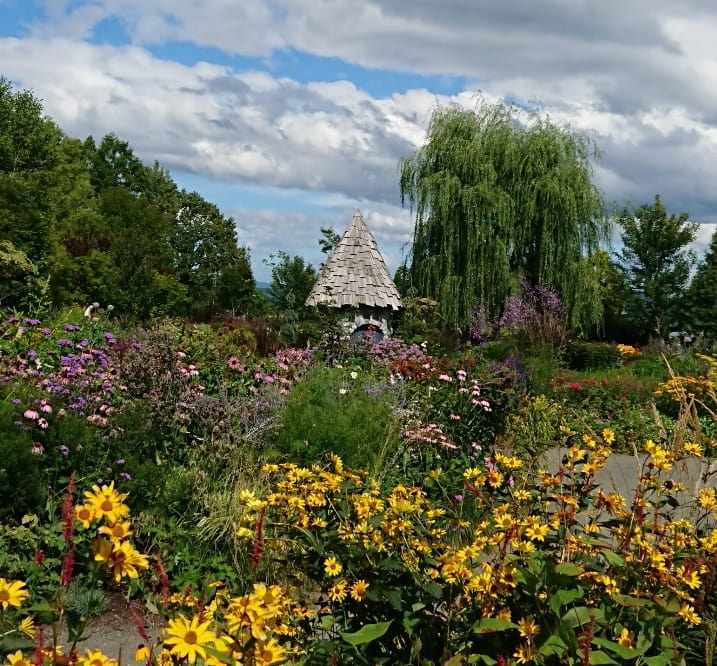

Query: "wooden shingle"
<box><xmin>305</xmin><ymin>210</ymin><xmax>404</xmax><ymax>311</ymax></box>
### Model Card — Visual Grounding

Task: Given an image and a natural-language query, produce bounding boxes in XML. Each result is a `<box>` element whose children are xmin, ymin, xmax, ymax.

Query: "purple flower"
<box><xmin>57</xmin><ymin>339</ymin><xmax>73</xmax><ymax>347</ymax></box>
<box><xmin>63</xmin><ymin>323</ymin><xmax>81</xmax><ymax>332</ymax></box>
<box><xmin>453</xmin><ymin>494</ymin><xmax>464</xmax><ymax>503</ymax></box>
<box><xmin>59</xmin><ymin>445</ymin><xmax>69</xmax><ymax>456</ymax></box>
<box><xmin>103</xmin><ymin>332</ymin><xmax>116</xmax><ymax>344</ymax></box>
<box><xmin>120</xmin><ymin>472</ymin><xmax>132</xmax><ymax>481</ymax></box>
<box><xmin>11</xmin><ymin>398</ymin><xmax>21</xmax><ymax>405</ymax></box>
<box><xmin>116</xmin><ymin>459</ymin><xmax>125</xmax><ymax>465</ymax></box>
<box><xmin>7</xmin><ymin>317</ymin><xmax>20</xmax><ymax>324</ymax></box>
<box><xmin>24</xmin><ymin>318</ymin><xmax>41</xmax><ymax>326</ymax></box>
<box><xmin>40</xmin><ymin>328</ymin><xmax>51</xmax><ymax>335</ymax></box>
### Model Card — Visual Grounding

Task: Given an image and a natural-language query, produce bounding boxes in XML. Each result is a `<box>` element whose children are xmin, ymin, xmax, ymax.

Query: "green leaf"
<box><xmin>549</xmin><ymin>586</ymin><xmax>584</xmax><ymax>614</ymax></box>
<box><xmin>0</xmin><ymin>636</ymin><xmax>35</xmax><ymax>651</ymax></box>
<box><xmin>589</xmin><ymin>651</ymin><xmax>619</xmax><ymax>665</ymax></box>
<box><xmin>561</xmin><ymin>606</ymin><xmax>604</xmax><ymax>628</ymax></box>
<box><xmin>592</xmin><ymin>637</ymin><xmax>642</xmax><ymax>659</ymax></box>
<box><xmin>644</xmin><ymin>653</ymin><xmax>675</xmax><ymax>666</ymax></box>
<box><xmin>472</xmin><ymin>617</ymin><xmax>518</xmax><ymax>634</ymax></box>
<box><xmin>602</xmin><ymin>550</ymin><xmax>625</xmax><ymax>568</ymax></box>
<box><xmin>555</xmin><ymin>562</ymin><xmax>584</xmax><ymax>576</ymax></box>
<box><xmin>382</xmin><ymin>587</ymin><xmax>403</xmax><ymax>611</ymax></box>
<box><xmin>539</xmin><ymin>634</ymin><xmax>568</xmax><ymax>657</ymax></box>
<box><xmin>341</xmin><ymin>620</ymin><xmax>393</xmax><ymax>646</ymax></box>
<box><xmin>611</xmin><ymin>593</ymin><xmax>651</xmax><ymax>608</ymax></box>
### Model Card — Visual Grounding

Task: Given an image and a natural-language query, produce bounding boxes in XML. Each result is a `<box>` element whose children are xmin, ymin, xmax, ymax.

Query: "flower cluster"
<box><xmin>156</xmin><ymin>582</ymin><xmax>298</xmax><ymax>665</ymax></box>
<box><xmin>76</xmin><ymin>482</ymin><xmax>149</xmax><ymax>583</ymax></box>
<box><xmin>616</xmin><ymin>343</ymin><xmax>642</xmax><ymax>356</ymax></box>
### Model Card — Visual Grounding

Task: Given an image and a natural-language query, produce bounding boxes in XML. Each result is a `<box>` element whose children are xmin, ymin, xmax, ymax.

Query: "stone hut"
<box><xmin>305</xmin><ymin>210</ymin><xmax>404</xmax><ymax>340</ymax></box>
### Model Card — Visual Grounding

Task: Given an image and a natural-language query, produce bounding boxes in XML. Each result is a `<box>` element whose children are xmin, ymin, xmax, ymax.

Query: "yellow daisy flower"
<box><xmin>164</xmin><ymin>615</ymin><xmax>216</xmax><ymax>663</ymax></box>
<box><xmin>75</xmin><ymin>503</ymin><xmax>96</xmax><ymax>529</ymax></box>
<box><xmin>84</xmin><ymin>482</ymin><xmax>130</xmax><ymax>523</ymax></box>
<box><xmin>6</xmin><ymin>651</ymin><xmax>32</xmax><ymax>666</ymax></box>
<box><xmin>78</xmin><ymin>650</ymin><xmax>118</xmax><ymax>666</ymax></box>
<box><xmin>324</xmin><ymin>556</ymin><xmax>342</xmax><ymax>577</ymax></box>
<box><xmin>350</xmin><ymin>580</ymin><xmax>369</xmax><ymax>602</ymax></box>
<box><xmin>0</xmin><ymin>578</ymin><xmax>28</xmax><ymax>610</ymax></box>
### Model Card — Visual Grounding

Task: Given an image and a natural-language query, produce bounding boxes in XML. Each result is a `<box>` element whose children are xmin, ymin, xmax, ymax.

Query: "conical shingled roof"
<box><xmin>306</xmin><ymin>210</ymin><xmax>404</xmax><ymax>310</ymax></box>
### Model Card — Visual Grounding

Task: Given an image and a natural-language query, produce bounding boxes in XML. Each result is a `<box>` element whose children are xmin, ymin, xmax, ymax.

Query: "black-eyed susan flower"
<box><xmin>6</xmin><ymin>651</ymin><xmax>32</xmax><ymax>666</ymax></box>
<box><xmin>350</xmin><ymin>580</ymin><xmax>369</xmax><ymax>602</ymax></box>
<box><xmin>84</xmin><ymin>482</ymin><xmax>130</xmax><ymax>523</ymax></box>
<box><xmin>323</xmin><ymin>556</ymin><xmax>342</xmax><ymax>577</ymax></box>
<box><xmin>98</xmin><ymin>519</ymin><xmax>133</xmax><ymax>543</ymax></box>
<box><xmin>164</xmin><ymin>615</ymin><xmax>216</xmax><ymax>663</ymax></box>
<box><xmin>75</xmin><ymin>503</ymin><xmax>96</xmax><ymax>528</ymax></box>
<box><xmin>253</xmin><ymin>638</ymin><xmax>286</xmax><ymax>666</ymax></box>
<box><xmin>77</xmin><ymin>649</ymin><xmax>118</xmax><ymax>666</ymax></box>
<box><xmin>0</xmin><ymin>578</ymin><xmax>28</xmax><ymax>610</ymax></box>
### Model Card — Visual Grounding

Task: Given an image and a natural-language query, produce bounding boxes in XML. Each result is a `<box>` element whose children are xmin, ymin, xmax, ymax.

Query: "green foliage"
<box><xmin>400</xmin><ymin>99</ymin><xmax>608</xmax><ymax>329</ymax></box>
<box><xmin>0</xmin><ymin>402</ymin><xmax>45</xmax><ymax>520</ymax></box>
<box><xmin>0</xmin><ymin>239</ymin><xmax>38</xmax><ymax>309</ymax></box>
<box><xmin>563</xmin><ymin>341</ymin><xmax>622</xmax><ymax>370</ymax></box>
<box><xmin>615</xmin><ymin>195</ymin><xmax>698</xmax><ymax>340</ymax></box>
<box><xmin>274</xmin><ymin>366</ymin><xmax>401</xmax><ymax>471</ymax></box>
<box><xmin>392</xmin><ymin>297</ymin><xmax>444</xmax><ymax>350</ymax></box>
<box><xmin>686</xmin><ymin>224</ymin><xmax>717</xmax><ymax>343</ymax></box>
<box><xmin>267</xmin><ymin>251</ymin><xmax>317</xmax><ymax>311</ymax></box>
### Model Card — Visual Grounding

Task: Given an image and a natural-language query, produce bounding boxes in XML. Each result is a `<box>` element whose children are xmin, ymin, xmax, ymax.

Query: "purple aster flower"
<box><xmin>120</xmin><ymin>472</ymin><xmax>132</xmax><ymax>481</ymax></box>
<box><xmin>24</xmin><ymin>318</ymin><xmax>40</xmax><ymax>326</ymax></box>
<box><xmin>59</xmin><ymin>445</ymin><xmax>69</xmax><ymax>456</ymax></box>
<box><xmin>116</xmin><ymin>459</ymin><xmax>125</xmax><ymax>465</ymax></box>
<box><xmin>40</xmin><ymin>328</ymin><xmax>51</xmax><ymax>335</ymax></box>
<box><xmin>63</xmin><ymin>323</ymin><xmax>81</xmax><ymax>332</ymax></box>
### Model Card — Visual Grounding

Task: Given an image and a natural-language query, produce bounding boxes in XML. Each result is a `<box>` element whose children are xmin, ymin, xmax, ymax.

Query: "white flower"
<box><xmin>339</xmin><ymin>388</ymin><xmax>348</xmax><ymax>395</ymax></box>
<box><xmin>350</xmin><ymin>371</ymin><xmax>358</xmax><ymax>380</ymax></box>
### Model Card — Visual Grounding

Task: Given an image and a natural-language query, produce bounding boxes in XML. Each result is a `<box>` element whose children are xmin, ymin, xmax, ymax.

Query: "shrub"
<box><xmin>563</xmin><ymin>341</ymin><xmax>622</xmax><ymax>370</ymax></box>
<box><xmin>274</xmin><ymin>366</ymin><xmax>402</xmax><ymax>472</ymax></box>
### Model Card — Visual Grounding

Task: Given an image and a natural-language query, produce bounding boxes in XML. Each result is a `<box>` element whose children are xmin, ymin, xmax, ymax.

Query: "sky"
<box><xmin>1</xmin><ymin>0</ymin><xmax>716</xmax><ymax>282</ymax></box>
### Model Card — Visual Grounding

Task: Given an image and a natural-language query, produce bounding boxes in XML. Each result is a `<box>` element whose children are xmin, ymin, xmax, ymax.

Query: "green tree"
<box><xmin>171</xmin><ymin>190</ymin><xmax>254</xmax><ymax>317</ymax></box>
<box><xmin>318</xmin><ymin>226</ymin><xmax>341</xmax><ymax>255</ymax></box>
<box><xmin>0</xmin><ymin>239</ymin><xmax>38</xmax><ymax>308</ymax></box>
<box><xmin>615</xmin><ymin>195</ymin><xmax>697</xmax><ymax>340</ymax></box>
<box><xmin>267</xmin><ymin>251</ymin><xmax>317</xmax><ymax>311</ymax></box>
<box><xmin>685</xmin><ymin>225</ymin><xmax>717</xmax><ymax>342</ymax></box>
<box><xmin>399</xmin><ymin>101</ymin><xmax>608</xmax><ymax>329</ymax></box>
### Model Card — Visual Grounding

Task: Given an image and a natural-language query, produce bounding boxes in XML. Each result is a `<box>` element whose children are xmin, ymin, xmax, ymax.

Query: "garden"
<box><xmin>0</xmin><ymin>298</ymin><xmax>716</xmax><ymax>666</ymax></box>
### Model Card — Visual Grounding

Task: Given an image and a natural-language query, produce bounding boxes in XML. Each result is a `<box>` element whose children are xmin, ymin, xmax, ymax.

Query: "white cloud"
<box><xmin>3</xmin><ymin>0</ymin><xmax>717</xmax><ymax>274</ymax></box>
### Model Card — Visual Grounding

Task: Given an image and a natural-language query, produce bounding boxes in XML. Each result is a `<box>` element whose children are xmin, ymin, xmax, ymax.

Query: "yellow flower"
<box><xmin>75</xmin><ymin>503</ymin><xmax>96</xmax><ymax>528</ymax></box>
<box><xmin>0</xmin><ymin>578</ymin><xmax>28</xmax><ymax>610</ymax></box>
<box><xmin>253</xmin><ymin>638</ymin><xmax>287</xmax><ymax>666</ymax></box>
<box><xmin>19</xmin><ymin>616</ymin><xmax>35</xmax><ymax>639</ymax></box>
<box><xmin>134</xmin><ymin>645</ymin><xmax>151</xmax><ymax>663</ymax></box>
<box><xmin>6</xmin><ymin>651</ymin><xmax>32</xmax><ymax>666</ymax></box>
<box><xmin>699</xmin><ymin>488</ymin><xmax>717</xmax><ymax>510</ymax></box>
<box><xmin>678</xmin><ymin>604</ymin><xmax>702</xmax><ymax>626</ymax></box>
<box><xmin>98</xmin><ymin>520</ymin><xmax>133</xmax><ymax>543</ymax></box>
<box><xmin>164</xmin><ymin>615</ymin><xmax>216</xmax><ymax>663</ymax></box>
<box><xmin>84</xmin><ymin>482</ymin><xmax>130</xmax><ymax>523</ymax></box>
<box><xmin>617</xmin><ymin>628</ymin><xmax>634</xmax><ymax>648</ymax></box>
<box><xmin>684</xmin><ymin>441</ymin><xmax>703</xmax><ymax>456</ymax></box>
<box><xmin>324</xmin><ymin>556</ymin><xmax>342</xmax><ymax>577</ymax></box>
<box><xmin>94</xmin><ymin>540</ymin><xmax>149</xmax><ymax>582</ymax></box>
<box><xmin>513</xmin><ymin>643</ymin><xmax>537</xmax><ymax>664</ymax></box>
<box><xmin>350</xmin><ymin>580</ymin><xmax>369</xmax><ymax>602</ymax></box>
<box><xmin>524</xmin><ymin>523</ymin><xmax>549</xmax><ymax>542</ymax></box>
<box><xmin>78</xmin><ymin>650</ymin><xmax>118</xmax><ymax>666</ymax></box>
<box><xmin>328</xmin><ymin>580</ymin><xmax>348</xmax><ymax>602</ymax></box>
<box><xmin>518</xmin><ymin>617</ymin><xmax>539</xmax><ymax>638</ymax></box>
<box><xmin>601</xmin><ymin>428</ymin><xmax>615</xmax><ymax>444</ymax></box>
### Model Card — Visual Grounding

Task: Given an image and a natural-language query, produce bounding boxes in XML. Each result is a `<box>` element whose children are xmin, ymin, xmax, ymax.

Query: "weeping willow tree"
<box><xmin>400</xmin><ymin>101</ymin><xmax>609</xmax><ymax>330</ymax></box>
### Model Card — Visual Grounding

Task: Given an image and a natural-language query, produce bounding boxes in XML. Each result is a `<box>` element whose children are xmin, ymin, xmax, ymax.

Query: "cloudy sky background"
<box><xmin>1</xmin><ymin>0</ymin><xmax>716</xmax><ymax>281</ymax></box>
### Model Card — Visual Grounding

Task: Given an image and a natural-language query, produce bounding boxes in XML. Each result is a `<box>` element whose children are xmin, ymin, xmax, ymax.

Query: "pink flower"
<box><xmin>38</xmin><ymin>418</ymin><xmax>49</xmax><ymax>429</ymax></box>
<box><xmin>569</xmin><ymin>382</ymin><xmax>582</xmax><ymax>391</ymax></box>
<box><xmin>438</xmin><ymin>374</ymin><xmax>452</xmax><ymax>382</ymax></box>
<box><xmin>24</xmin><ymin>409</ymin><xmax>39</xmax><ymax>420</ymax></box>
<box><xmin>41</xmin><ymin>403</ymin><xmax>53</xmax><ymax>414</ymax></box>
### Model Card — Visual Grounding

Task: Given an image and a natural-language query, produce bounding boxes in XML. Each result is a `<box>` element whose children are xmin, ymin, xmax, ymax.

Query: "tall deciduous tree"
<box><xmin>615</xmin><ymin>195</ymin><xmax>697</xmax><ymax>340</ymax></box>
<box><xmin>400</xmin><ymin>101</ymin><xmax>608</xmax><ymax>329</ymax></box>
<box><xmin>685</xmin><ymin>225</ymin><xmax>717</xmax><ymax>342</ymax></box>
<box><xmin>267</xmin><ymin>251</ymin><xmax>317</xmax><ymax>311</ymax></box>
